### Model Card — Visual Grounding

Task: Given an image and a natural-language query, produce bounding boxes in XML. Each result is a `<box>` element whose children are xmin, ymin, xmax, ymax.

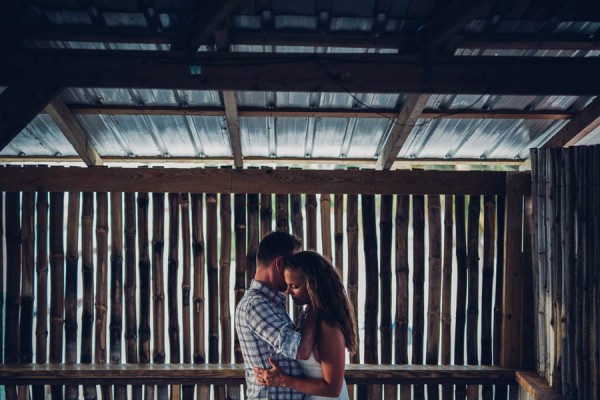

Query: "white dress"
<box><xmin>297</xmin><ymin>352</ymin><xmax>350</xmax><ymax>400</ymax></box>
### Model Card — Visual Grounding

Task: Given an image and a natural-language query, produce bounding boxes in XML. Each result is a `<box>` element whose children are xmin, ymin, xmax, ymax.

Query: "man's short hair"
<box><xmin>256</xmin><ymin>231</ymin><xmax>302</xmax><ymax>266</ymax></box>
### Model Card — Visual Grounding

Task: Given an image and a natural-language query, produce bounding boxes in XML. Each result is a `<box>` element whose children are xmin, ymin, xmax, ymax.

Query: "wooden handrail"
<box><xmin>515</xmin><ymin>371</ymin><xmax>566</xmax><ymax>400</ymax></box>
<box><xmin>0</xmin><ymin>364</ymin><xmax>516</xmax><ymax>386</ymax></box>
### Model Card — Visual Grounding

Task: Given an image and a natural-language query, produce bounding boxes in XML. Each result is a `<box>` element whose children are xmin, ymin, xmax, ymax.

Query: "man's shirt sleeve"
<box><xmin>246</xmin><ymin>297</ymin><xmax>301</xmax><ymax>359</ymax></box>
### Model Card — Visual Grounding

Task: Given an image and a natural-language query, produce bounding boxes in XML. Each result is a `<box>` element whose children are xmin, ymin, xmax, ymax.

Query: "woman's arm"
<box><xmin>254</xmin><ymin>321</ymin><xmax>346</xmax><ymax>397</ymax></box>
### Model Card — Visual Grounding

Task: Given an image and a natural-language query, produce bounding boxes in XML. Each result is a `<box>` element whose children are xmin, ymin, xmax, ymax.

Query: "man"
<box><xmin>235</xmin><ymin>231</ymin><xmax>315</xmax><ymax>399</ymax></box>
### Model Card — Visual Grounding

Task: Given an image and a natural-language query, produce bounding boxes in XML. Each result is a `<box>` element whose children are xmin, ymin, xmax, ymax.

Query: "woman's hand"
<box><xmin>253</xmin><ymin>357</ymin><xmax>288</xmax><ymax>387</ymax></box>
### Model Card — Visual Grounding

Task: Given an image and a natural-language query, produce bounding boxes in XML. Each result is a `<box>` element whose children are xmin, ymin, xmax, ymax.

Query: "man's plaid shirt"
<box><xmin>235</xmin><ymin>280</ymin><xmax>305</xmax><ymax>399</ymax></box>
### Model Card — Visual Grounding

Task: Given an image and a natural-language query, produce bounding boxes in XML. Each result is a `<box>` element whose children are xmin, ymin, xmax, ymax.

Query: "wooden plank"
<box><xmin>64</xmin><ymin>192</ymin><xmax>79</xmax><ymax>400</ymax></box>
<box><xmin>222</xmin><ymin>91</ymin><xmax>243</xmax><ymax>168</ymax></box>
<box><xmin>180</xmin><ymin>193</ymin><xmax>192</xmax><ymax>400</ymax></box>
<box><xmin>515</xmin><ymin>371</ymin><xmax>566</xmax><ymax>400</ymax></box>
<box><xmin>426</xmin><ymin>195</ymin><xmax>442</xmax><ymax>400</ymax></box>
<box><xmin>413</xmin><ymin>195</ymin><xmax>425</xmax><ymax>399</ymax></box>
<box><xmin>20</xmin><ymin>192</ymin><xmax>36</xmax><ymax>364</ymax></box>
<box><xmin>169</xmin><ymin>0</ymin><xmax>242</xmax><ymax>51</ymax></box>
<box><xmin>167</xmin><ymin>193</ymin><xmax>181</xmax><ymax>366</ymax></box>
<box><xmin>5</xmin><ymin>192</ymin><xmax>22</xmax><ymax>364</ymax></box>
<box><xmin>0</xmin><ymin>364</ymin><xmax>517</xmax><ymax>386</ymax></box>
<box><xmin>45</xmin><ymin>97</ymin><xmax>103</xmax><ymax>166</ymax></box>
<box><xmin>4</xmin><ymin>50</ymin><xmax>600</xmax><ymax>95</ymax></box>
<box><xmin>151</xmin><ymin>193</ymin><xmax>167</xmax><ymax>400</ymax></box>
<box><xmin>395</xmin><ymin>195</ymin><xmax>411</xmax><ymax>399</ymax></box>
<box><xmin>110</xmin><ymin>192</ymin><xmax>125</xmax><ymax>400</ymax></box>
<box><xmin>218</xmin><ymin>193</ymin><xmax>232</xmax><ymax>400</ymax></box>
<box><xmin>543</xmin><ymin>97</ymin><xmax>600</xmax><ymax>148</ymax></box>
<box><xmin>466</xmin><ymin>195</ymin><xmax>481</xmax><ymax>367</ymax></box>
<box><xmin>441</xmin><ymin>195</ymin><xmax>453</xmax><ymax>399</ymax></box>
<box><xmin>206</xmin><ymin>194</ymin><xmax>219</xmax><ymax>366</ymax></box>
<box><xmin>0</xmin><ymin>85</ymin><xmax>62</xmax><ymax>151</ymax></box>
<box><xmin>0</xmin><ymin>166</ymin><xmax>508</xmax><ymax>195</ymax></box>
<box><xmin>306</xmin><ymin>194</ymin><xmax>317</xmax><ymax>250</ymax></box>
<box><xmin>376</xmin><ymin>94</ymin><xmax>429</xmax><ymax>170</ymax></box>
<box><xmin>346</xmin><ymin>194</ymin><xmax>360</xmax><ymax>365</ymax></box>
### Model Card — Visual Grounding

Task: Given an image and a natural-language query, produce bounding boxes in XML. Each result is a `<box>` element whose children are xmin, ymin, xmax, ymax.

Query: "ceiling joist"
<box><xmin>2</xmin><ymin>50</ymin><xmax>600</xmax><ymax>95</ymax></box>
<box><xmin>45</xmin><ymin>97</ymin><xmax>103</xmax><ymax>167</ymax></box>
<box><xmin>542</xmin><ymin>97</ymin><xmax>600</xmax><ymax>148</ymax></box>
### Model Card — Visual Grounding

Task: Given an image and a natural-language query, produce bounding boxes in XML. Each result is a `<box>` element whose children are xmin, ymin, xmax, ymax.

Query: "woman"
<box><xmin>253</xmin><ymin>250</ymin><xmax>357</xmax><ymax>399</ymax></box>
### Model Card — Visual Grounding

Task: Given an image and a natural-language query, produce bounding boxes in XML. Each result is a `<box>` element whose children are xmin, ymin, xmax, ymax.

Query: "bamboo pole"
<box><xmin>260</xmin><ymin>193</ymin><xmax>272</xmax><ymax>239</ymax></box>
<box><xmin>152</xmin><ymin>192</ymin><xmax>167</xmax><ymax>400</ymax></box>
<box><xmin>426</xmin><ymin>195</ymin><xmax>442</xmax><ymax>400</ymax></box>
<box><xmin>493</xmin><ymin>195</ymin><xmax>507</xmax><ymax>399</ymax></box>
<box><xmin>441</xmin><ymin>195</ymin><xmax>453</xmax><ymax>400</ymax></box>
<box><xmin>545</xmin><ymin>150</ymin><xmax>556</xmax><ymax>386</ymax></box>
<box><xmin>523</xmin><ymin>187</ymin><xmax>535</xmax><ymax>372</ymax></box>
<box><xmin>180</xmin><ymin>193</ymin><xmax>194</xmax><ymax>400</ymax></box>
<box><xmin>191</xmin><ymin>193</ymin><xmax>210</xmax><ymax>398</ymax></box>
<box><xmin>395</xmin><ymin>195</ymin><xmax>411</xmax><ymax>400</ymax></box>
<box><xmin>124</xmin><ymin>192</ymin><xmax>142</xmax><ymax>400</ymax></box>
<box><xmin>276</xmin><ymin>193</ymin><xmax>289</xmax><ymax>232</ymax></box>
<box><xmin>346</xmin><ymin>193</ymin><xmax>359</xmax><ymax>400</ymax></box>
<box><xmin>247</xmin><ymin>194</ymin><xmax>259</xmax><ymax>285</ymax></box>
<box><xmin>536</xmin><ymin>149</ymin><xmax>548</xmax><ymax>379</ymax></box>
<box><xmin>334</xmin><ymin>194</ymin><xmax>343</xmax><ymax>280</ymax></box>
<box><xmin>219</xmin><ymin>193</ymin><xmax>232</xmax><ymax>400</ymax></box>
<box><xmin>206</xmin><ymin>193</ymin><xmax>219</xmax><ymax>368</ymax></box>
<box><xmin>361</xmin><ymin>194</ymin><xmax>380</xmax><ymax>399</ymax></box>
<box><xmin>0</xmin><ymin>192</ymin><xmax>3</xmax><ymax>367</ymax></box>
<box><xmin>20</xmin><ymin>192</ymin><xmax>36</xmax><ymax>364</ymax></box>
<box><xmin>80</xmin><ymin>192</ymin><xmax>96</xmax><ymax>400</ymax></box>
<box><xmin>137</xmin><ymin>192</ymin><xmax>153</xmax><ymax>400</ymax></box>
<box><xmin>5</xmin><ymin>192</ymin><xmax>21</xmax><ymax>400</ymax></box>
<box><xmin>454</xmin><ymin>195</ymin><xmax>467</xmax><ymax>400</ymax></box>
<box><xmin>379</xmin><ymin>194</ymin><xmax>395</xmax><ymax>399</ymax></box>
<box><xmin>290</xmin><ymin>194</ymin><xmax>304</xmax><ymax>245</ymax></box>
<box><xmin>481</xmin><ymin>195</ymin><xmax>495</xmax><ymax>400</ymax></box>
<box><xmin>578</xmin><ymin>147</ymin><xmax>589</xmax><ymax>399</ymax></box>
<box><xmin>50</xmin><ymin>192</ymin><xmax>65</xmax><ymax>400</ymax></box>
<box><xmin>65</xmin><ymin>192</ymin><xmax>80</xmax><ymax>400</ymax></box>
<box><xmin>95</xmin><ymin>193</ymin><xmax>109</xmax><ymax>392</ymax></box>
<box><xmin>306</xmin><ymin>194</ymin><xmax>317</xmax><ymax>250</ymax></box>
<box><xmin>592</xmin><ymin>145</ymin><xmax>600</xmax><ymax>400</ymax></box>
<box><xmin>33</xmin><ymin>191</ymin><xmax>49</xmax><ymax>400</ymax></box>
<box><xmin>413</xmin><ymin>194</ymin><xmax>425</xmax><ymax>399</ymax></box>
<box><xmin>232</xmin><ymin>193</ymin><xmax>246</xmax><ymax>399</ymax></box>
<box><xmin>168</xmin><ymin>193</ymin><xmax>181</xmax><ymax>400</ymax></box>
<box><xmin>552</xmin><ymin>149</ymin><xmax>564</xmax><ymax>389</ymax></box>
<box><xmin>320</xmin><ymin>194</ymin><xmax>332</xmax><ymax>261</ymax></box>
<box><xmin>110</xmin><ymin>192</ymin><xmax>125</xmax><ymax>400</ymax></box>
<box><xmin>466</xmin><ymin>195</ymin><xmax>480</xmax><ymax>368</ymax></box>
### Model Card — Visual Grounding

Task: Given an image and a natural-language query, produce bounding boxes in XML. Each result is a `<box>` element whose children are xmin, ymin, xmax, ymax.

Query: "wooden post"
<box><xmin>290</xmin><ymin>193</ymin><xmax>304</xmax><ymax>241</ymax></box>
<box><xmin>180</xmin><ymin>193</ymin><xmax>193</xmax><ymax>400</ymax></box>
<box><xmin>34</xmin><ymin>191</ymin><xmax>49</xmax><ymax>400</ymax></box>
<box><xmin>232</xmin><ymin>193</ymin><xmax>247</xmax><ymax>399</ymax></box>
<box><xmin>501</xmin><ymin>172</ymin><xmax>527</xmax><ymax>369</ymax></box>
<box><xmin>247</xmin><ymin>194</ymin><xmax>259</xmax><ymax>285</ymax></box>
<box><xmin>346</xmin><ymin>193</ymin><xmax>359</xmax><ymax>400</ymax></box>
<box><xmin>167</xmin><ymin>193</ymin><xmax>181</xmax><ymax>400</ymax></box>
<box><xmin>191</xmin><ymin>193</ymin><xmax>210</xmax><ymax>398</ymax></box>
<box><xmin>493</xmin><ymin>195</ymin><xmax>507</xmax><ymax>398</ymax></box>
<box><xmin>361</xmin><ymin>194</ymin><xmax>380</xmax><ymax>399</ymax></box>
<box><xmin>306</xmin><ymin>194</ymin><xmax>317</xmax><ymax>250</ymax></box>
<box><xmin>466</xmin><ymin>195</ymin><xmax>481</xmax><ymax>370</ymax></box>
<box><xmin>395</xmin><ymin>195</ymin><xmax>410</xmax><ymax>400</ymax></box>
<box><xmin>64</xmin><ymin>192</ymin><xmax>80</xmax><ymax>400</ymax></box>
<box><xmin>260</xmin><ymin>193</ymin><xmax>272</xmax><ymax>239</ymax></box>
<box><xmin>276</xmin><ymin>194</ymin><xmax>289</xmax><ymax>233</ymax></box>
<box><xmin>454</xmin><ymin>195</ymin><xmax>467</xmax><ymax>400</ymax></box>
<box><xmin>81</xmin><ymin>192</ymin><xmax>96</xmax><ymax>400</ymax></box>
<box><xmin>320</xmin><ymin>194</ymin><xmax>332</xmax><ymax>261</ymax></box>
<box><xmin>379</xmin><ymin>194</ymin><xmax>395</xmax><ymax>399</ymax></box>
<box><xmin>218</xmin><ymin>193</ymin><xmax>232</xmax><ymax>400</ymax></box>
<box><xmin>334</xmin><ymin>194</ymin><xmax>344</xmax><ymax>279</ymax></box>
<box><xmin>206</xmin><ymin>193</ymin><xmax>219</xmax><ymax>369</ymax></box>
<box><xmin>110</xmin><ymin>192</ymin><xmax>126</xmax><ymax>400</ymax></box>
<box><xmin>0</xmin><ymin>192</ymin><xmax>3</xmax><ymax>367</ymax></box>
<box><xmin>50</xmin><ymin>192</ymin><xmax>65</xmax><ymax>400</ymax></box>
<box><xmin>152</xmin><ymin>193</ymin><xmax>167</xmax><ymax>400</ymax></box>
<box><xmin>413</xmin><ymin>194</ymin><xmax>425</xmax><ymax>399</ymax></box>
<box><xmin>426</xmin><ymin>195</ymin><xmax>441</xmax><ymax>400</ymax></box>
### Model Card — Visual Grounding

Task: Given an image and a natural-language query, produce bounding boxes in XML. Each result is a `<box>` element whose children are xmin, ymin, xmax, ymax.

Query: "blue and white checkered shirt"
<box><xmin>235</xmin><ymin>280</ymin><xmax>305</xmax><ymax>399</ymax></box>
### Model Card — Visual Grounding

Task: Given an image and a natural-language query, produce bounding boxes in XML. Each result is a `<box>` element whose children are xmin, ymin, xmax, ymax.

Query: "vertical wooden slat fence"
<box><xmin>0</xmin><ymin>168</ymin><xmax>532</xmax><ymax>400</ymax></box>
<box><xmin>531</xmin><ymin>145</ymin><xmax>599</xmax><ymax>400</ymax></box>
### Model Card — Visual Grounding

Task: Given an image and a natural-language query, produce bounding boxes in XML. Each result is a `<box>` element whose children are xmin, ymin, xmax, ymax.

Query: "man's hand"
<box><xmin>253</xmin><ymin>357</ymin><xmax>287</xmax><ymax>387</ymax></box>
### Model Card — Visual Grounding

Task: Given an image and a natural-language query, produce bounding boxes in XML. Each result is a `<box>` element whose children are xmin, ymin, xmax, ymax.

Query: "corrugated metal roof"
<box><xmin>62</xmin><ymin>88</ymin><xmax>221</xmax><ymax>107</ymax></box>
<box><xmin>0</xmin><ymin>115</ymin><xmax>76</xmax><ymax>157</ymax></box>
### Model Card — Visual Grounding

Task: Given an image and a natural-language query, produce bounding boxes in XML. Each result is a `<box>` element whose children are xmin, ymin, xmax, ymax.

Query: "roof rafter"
<box><xmin>376</xmin><ymin>94</ymin><xmax>430</xmax><ymax>170</ymax></box>
<box><xmin>0</xmin><ymin>85</ymin><xmax>63</xmax><ymax>151</ymax></box>
<box><xmin>223</xmin><ymin>91</ymin><xmax>243</xmax><ymax>168</ymax></box>
<box><xmin>3</xmin><ymin>50</ymin><xmax>600</xmax><ymax>95</ymax></box>
<box><xmin>44</xmin><ymin>96</ymin><xmax>103</xmax><ymax>167</ymax></box>
<box><xmin>169</xmin><ymin>0</ymin><xmax>242</xmax><ymax>51</ymax></box>
<box><xmin>542</xmin><ymin>97</ymin><xmax>600</xmax><ymax>147</ymax></box>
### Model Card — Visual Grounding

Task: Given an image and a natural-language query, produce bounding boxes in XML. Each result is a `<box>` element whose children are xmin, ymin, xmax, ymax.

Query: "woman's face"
<box><xmin>284</xmin><ymin>268</ymin><xmax>310</xmax><ymax>305</ymax></box>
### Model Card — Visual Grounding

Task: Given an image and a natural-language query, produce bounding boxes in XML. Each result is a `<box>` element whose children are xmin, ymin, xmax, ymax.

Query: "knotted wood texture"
<box><xmin>0</xmin><ymin>167</ymin><xmax>531</xmax><ymax>400</ymax></box>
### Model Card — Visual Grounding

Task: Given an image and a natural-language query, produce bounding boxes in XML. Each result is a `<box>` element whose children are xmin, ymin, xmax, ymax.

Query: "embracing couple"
<box><xmin>235</xmin><ymin>231</ymin><xmax>357</xmax><ymax>399</ymax></box>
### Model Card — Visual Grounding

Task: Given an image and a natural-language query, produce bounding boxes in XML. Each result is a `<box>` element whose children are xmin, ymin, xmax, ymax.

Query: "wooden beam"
<box><xmin>515</xmin><ymin>371</ymin><xmax>566</xmax><ymax>400</ymax></box>
<box><xmin>0</xmin><ymin>85</ymin><xmax>62</xmax><ymax>151</ymax></box>
<box><xmin>3</xmin><ymin>49</ymin><xmax>600</xmax><ymax>95</ymax></box>
<box><xmin>169</xmin><ymin>0</ymin><xmax>242</xmax><ymax>51</ymax></box>
<box><xmin>377</xmin><ymin>94</ymin><xmax>429</xmax><ymax>170</ymax></box>
<box><xmin>542</xmin><ymin>97</ymin><xmax>600</xmax><ymax>147</ymax></box>
<box><xmin>65</xmin><ymin>104</ymin><xmax>572</xmax><ymax>120</ymax></box>
<box><xmin>0</xmin><ymin>364</ymin><xmax>516</xmax><ymax>386</ymax></box>
<box><xmin>45</xmin><ymin>97</ymin><xmax>103</xmax><ymax>167</ymax></box>
<box><xmin>0</xmin><ymin>166</ymin><xmax>507</xmax><ymax>195</ymax></box>
<box><xmin>223</xmin><ymin>91</ymin><xmax>243</xmax><ymax>168</ymax></box>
